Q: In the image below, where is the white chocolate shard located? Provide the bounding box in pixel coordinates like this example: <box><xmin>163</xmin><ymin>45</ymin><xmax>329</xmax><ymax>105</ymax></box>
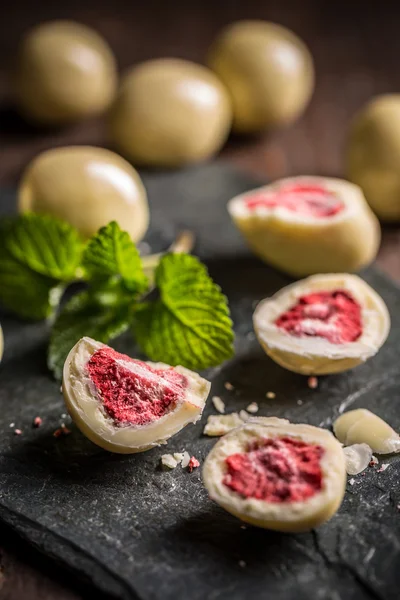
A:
<box><xmin>334</xmin><ymin>409</ymin><xmax>400</xmax><ymax>454</ymax></box>
<box><xmin>343</xmin><ymin>443</ymin><xmax>372</xmax><ymax>475</ymax></box>
<box><xmin>203</xmin><ymin>413</ymin><xmax>244</xmax><ymax>437</ymax></box>
<box><xmin>253</xmin><ymin>274</ymin><xmax>390</xmax><ymax>375</ymax></box>
<box><xmin>228</xmin><ymin>176</ymin><xmax>380</xmax><ymax>277</ymax></box>
<box><xmin>62</xmin><ymin>337</ymin><xmax>211</xmax><ymax>454</ymax></box>
<box><xmin>181</xmin><ymin>451</ymin><xmax>191</xmax><ymax>468</ymax></box>
<box><xmin>161</xmin><ymin>454</ymin><xmax>179</xmax><ymax>469</ymax></box>
<box><xmin>203</xmin><ymin>419</ymin><xmax>346</xmax><ymax>533</ymax></box>
<box><xmin>212</xmin><ymin>396</ymin><xmax>225</xmax><ymax>414</ymax></box>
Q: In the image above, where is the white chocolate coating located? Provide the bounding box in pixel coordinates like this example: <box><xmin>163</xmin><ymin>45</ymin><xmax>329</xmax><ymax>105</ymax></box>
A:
<box><xmin>253</xmin><ymin>274</ymin><xmax>390</xmax><ymax>375</ymax></box>
<box><xmin>63</xmin><ymin>337</ymin><xmax>211</xmax><ymax>453</ymax></box>
<box><xmin>203</xmin><ymin>420</ymin><xmax>346</xmax><ymax>532</ymax></box>
<box><xmin>228</xmin><ymin>176</ymin><xmax>380</xmax><ymax>277</ymax></box>
<box><xmin>334</xmin><ymin>409</ymin><xmax>400</xmax><ymax>454</ymax></box>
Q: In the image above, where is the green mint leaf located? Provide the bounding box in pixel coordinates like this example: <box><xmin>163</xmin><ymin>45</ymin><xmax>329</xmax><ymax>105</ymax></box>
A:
<box><xmin>133</xmin><ymin>253</ymin><xmax>234</xmax><ymax>371</ymax></box>
<box><xmin>82</xmin><ymin>221</ymin><xmax>149</xmax><ymax>294</ymax></box>
<box><xmin>5</xmin><ymin>213</ymin><xmax>83</xmax><ymax>281</ymax></box>
<box><xmin>48</xmin><ymin>291</ymin><xmax>131</xmax><ymax>379</ymax></box>
<box><xmin>0</xmin><ymin>245</ymin><xmax>63</xmax><ymax>320</ymax></box>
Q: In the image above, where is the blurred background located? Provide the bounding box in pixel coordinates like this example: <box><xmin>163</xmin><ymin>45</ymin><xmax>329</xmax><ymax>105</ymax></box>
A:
<box><xmin>0</xmin><ymin>0</ymin><xmax>400</xmax><ymax>597</ymax></box>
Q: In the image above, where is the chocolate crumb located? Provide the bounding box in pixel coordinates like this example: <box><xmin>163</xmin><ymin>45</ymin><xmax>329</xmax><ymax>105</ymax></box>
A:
<box><xmin>33</xmin><ymin>416</ymin><xmax>42</xmax><ymax>428</ymax></box>
<box><xmin>308</xmin><ymin>376</ymin><xmax>318</xmax><ymax>389</ymax></box>
<box><xmin>14</xmin><ymin>429</ymin><xmax>22</xmax><ymax>436</ymax></box>
<box><xmin>224</xmin><ymin>382</ymin><xmax>234</xmax><ymax>391</ymax></box>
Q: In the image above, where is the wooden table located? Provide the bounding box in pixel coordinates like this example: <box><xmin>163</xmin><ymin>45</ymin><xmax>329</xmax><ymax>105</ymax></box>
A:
<box><xmin>1</xmin><ymin>0</ymin><xmax>399</xmax><ymax>597</ymax></box>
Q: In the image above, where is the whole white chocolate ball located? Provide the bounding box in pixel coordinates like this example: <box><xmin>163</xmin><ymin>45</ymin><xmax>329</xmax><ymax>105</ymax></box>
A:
<box><xmin>18</xmin><ymin>146</ymin><xmax>149</xmax><ymax>243</ymax></box>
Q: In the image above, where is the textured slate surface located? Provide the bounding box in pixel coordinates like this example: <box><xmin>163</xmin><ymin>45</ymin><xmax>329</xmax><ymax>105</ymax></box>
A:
<box><xmin>0</xmin><ymin>163</ymin><xmax>400</xmax><ymax>600</ymax></box>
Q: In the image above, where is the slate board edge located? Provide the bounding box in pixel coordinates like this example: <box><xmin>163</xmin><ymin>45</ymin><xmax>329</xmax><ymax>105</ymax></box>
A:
<box><xmin>0</xmin><ymin>504</ymin><xmax>138</xmax><ymax>600</ymax></box>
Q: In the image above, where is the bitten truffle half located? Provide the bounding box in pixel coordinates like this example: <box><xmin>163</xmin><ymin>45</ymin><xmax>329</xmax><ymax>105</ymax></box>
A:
<box><xmin>253</xmin><ymin>274</ymin><xmax>390</xmax><ymax>375</ymax></box>
<box><xmin>203</xmin><ymin>418</ymin><xmax>346</xmax><ymax>532</ymax></box>
<box><xmin>228</xmin><ymin>176</ymin><xmax>380</xmax><ymax>277</ymax></box>
<box><xmin>62</xmin><ymin>337</ymin><xmax>211</xmax><ymax>453</ymax></box>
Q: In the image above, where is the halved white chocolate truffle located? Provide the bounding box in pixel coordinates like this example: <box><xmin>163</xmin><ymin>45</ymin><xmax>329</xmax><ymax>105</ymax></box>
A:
<box><xmin>253</xmin><ymin>274</ymin><xmax>390</xmax><ymax>375</ymax></box>
<box><xmin>228</xmin><ymin>176</ymin><xmax>380</xmax><ymax>277</ymax></box>
<box><xmin>62</xmin><ymin>337</ymin><xmax>211</xmax><ymax>453</ymax></box>
<box><xmin>334</xmin><ymin>409</ymin><xmax>400</xmax><ymax>454</ymax></box>
<box><xmin>203</xmin><ymin>420</ymin><xmax>346</xmax><ymax>532</ymax></box>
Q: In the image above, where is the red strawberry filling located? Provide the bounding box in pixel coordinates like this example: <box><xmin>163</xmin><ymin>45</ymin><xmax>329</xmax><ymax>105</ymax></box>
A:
<box><xmin>275</xmin><ymin>290</ymin><xmax>362</xmax><ymax>344</ymax></box>
<box><xmin>223</xmin><ymin>437</ymin><xmax>324</xmax><ymax>503</ymax></box>
<box><xmin>87</xmin><ymin>347</ymin><xmax>188</xmax><ymax>426</ymax></box>
<box><xmin>245</xmin><ymin>183</ymin><xmax>344</xmax><ymax>218</ymax></box>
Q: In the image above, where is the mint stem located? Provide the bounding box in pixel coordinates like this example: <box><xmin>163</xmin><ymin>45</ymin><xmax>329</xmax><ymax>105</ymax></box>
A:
<box><xmin>141</xmin><ymin>230</ymin><xmax>195</xmax><ymax>279</ymax></box>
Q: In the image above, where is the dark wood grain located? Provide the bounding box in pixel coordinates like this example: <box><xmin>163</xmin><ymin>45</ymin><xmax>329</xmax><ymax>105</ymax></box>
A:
<box><xmin>0</xmin><ymin>1</ymin><xmax>399</xmax><ymax>598</ymax></box>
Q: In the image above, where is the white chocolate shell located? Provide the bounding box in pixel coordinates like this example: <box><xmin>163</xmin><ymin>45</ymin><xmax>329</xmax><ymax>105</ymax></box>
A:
<box><xmin>334</xmin><ymin>409</ymin><xmax>400</xmax><ymax>454</ymax></box>
<box><xmin>228</xmin><ymin>176</ymin><xmax>380</xmax><ymax>277</ymax></box>
<box><xmin>203</xmin><ymin>420</ymin><xmax>346</xmax><ymax>532</ymax></box>
<box><xmin>62</xmin><ymin>337</ymin><xmax>211</xmax><ymax>453</ymax></box>
<box><xmin>253</xmin><ymin>274</ymin><xmax>390</xmax><ymax>375</ymax></box>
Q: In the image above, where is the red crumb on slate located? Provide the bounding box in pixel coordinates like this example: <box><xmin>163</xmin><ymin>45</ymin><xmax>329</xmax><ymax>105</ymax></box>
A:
<box><xmin>308</xmin><ymin>376</ymin><xmax>318</xmax><ymax>389</ymax></box>
<box><xmin>276</xmin><ymin>291</ymin><xmax>362</xmax><ymax>345</ymax></box>
<box><xmin>53</xmin><ymin>424</ymin><xmax>71</xmax><ymax>438</ymax></box>
<box><xmin>246</xmin><ymin>182</ymin><xmax>344</xmax><ymax>218</ymax></box>
<box><xmin>33</xmin><ymin>416</ymin><xmax>42</xmax><ymax>428</ymax></box>
<box><xmin>14</xmin><ymin>429</ymin><xmax>22</xmax><ymax>436</ymax></box>
<box><xmin>188</xmin><ymin>457</ymin><xmax>200</xmax><ymax>472</ymax></box>
<box><xmin>87</xmin><ymin>347</ymin><xmax>188</xmax><ymax>427</ymax></box>
<box><xmin>224</xmin><ymin>437</ymin><xmax>324</xmax><ymax>503</ymax></box>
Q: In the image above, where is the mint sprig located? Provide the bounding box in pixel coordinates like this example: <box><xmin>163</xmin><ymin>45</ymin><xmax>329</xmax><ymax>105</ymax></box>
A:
<box><xmin>5</xmin><ymin>213</ymin><xmax>83</xmax><ymax>281</ymax></box>
<box><xmin>0</xmin><ymin>218</ymin><xmax>67</xmax><ymax>320</ymax></box>
<box><xmin>82</xmin><ymin>221</ymin><xmax>149</xmax><ymax>294</ymax></box>
<box><xmin>134</xmin><ymin>254</ymin><xmax>234</xmax><ymax>370</ymax></box>
<box><xmin>0</xmin><ymin>214</ymin><xmax>234</xmax><ymax>377</ymax></box>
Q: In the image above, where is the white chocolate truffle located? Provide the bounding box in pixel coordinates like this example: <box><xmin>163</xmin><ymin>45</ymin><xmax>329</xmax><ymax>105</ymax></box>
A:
<box><xmin>228</xmin><ymin>176</ymin><xmax>380</xmax><ymax>277</ymax></box>
<box><xmin>109</xmin><ymin>59</ymin><xmax>232</xmax><ymax>168</ymax></box>
<box><xmin>253</xmin><ymin>274</ymin><xmax>390</xmax><ymax>375</ymax></box>
<box><xmin>207</xmin><ymin>21</ymin><xmax>314</xmax><ymax>133</ymax></box>
<box><xmin>334</xmin><ymin>409</ymin><xmax>400</xmax><ymax>454</ymax></box>
<box><xmin>203</xmin><ymin>420</ymin><xmax>346</xmax><ymax>532</ymax></box>
<box><xmin>346</xmin><ymin>95</ymin><xmax>400</xmax><ymax>221</ymax></box>
<box><xmin>62</xmin><ymin>337</ymin><xmax>210</xmax><ymax>453</ymax></box>
<box><xmin>14</xmin><ymin>21</ymin><xmax>117</xmax><ymax>125</ymax></box>
<box><xmin>18</xmin><ymin>146</ymin><xmax>149</xmax><ymax>243</ymax></box>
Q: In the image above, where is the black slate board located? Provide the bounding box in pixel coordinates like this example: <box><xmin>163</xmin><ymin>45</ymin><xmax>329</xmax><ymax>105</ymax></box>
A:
<box><xmin>1</xmin><ymin>163</ymin><xmax>400</xmax><ymax>600</ymax></box>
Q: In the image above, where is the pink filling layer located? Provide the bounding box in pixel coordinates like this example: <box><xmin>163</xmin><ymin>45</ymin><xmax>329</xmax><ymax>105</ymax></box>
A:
<box><xmin>275</xmin><ymin>290</ymin><xmax>362</xmax><ymax>344</ymax></box>
<box><xmin>87</xmin><ymin>347</ymin><xmax>188</xmax><ymax>426</ymax></box>
<box><xmin>245</xmin><ymin>183</ymin><xmax>344</xmax><ymax>218</ymax></box>
<box><xmin>224</xmin><ymin>437</ymin><xmax>324</xmax><ymax>503</ymax></box>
